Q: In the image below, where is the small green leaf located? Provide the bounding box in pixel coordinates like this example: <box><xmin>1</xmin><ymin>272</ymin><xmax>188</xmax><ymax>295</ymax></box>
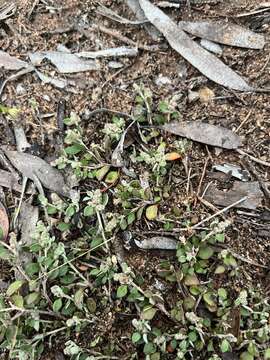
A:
<box><xmin>105</xmin><ymin>171</ymin><xmax>119</xmax><ymax>184</ymax></box>
<box><xmin>220</xmin><ymin>339</ymin><xmax>231</xmax><ymax>353</ymax></box>
<box><xmin>117</xmin><ymin>285</ymin><xmax>128</xmax><ymax>298</ymax></box>
<box><xmin>96</xmin><ymin>165</ymin><xmax>110</xmax><ymax>181</ymax></box>
<box><xmin>53</xmin><ymin>298</ymin><xmax>62</xmax><ymax>312</ymax></box>
<box><xmin>264</xmin><ymin>349</ymin><xmax>270</xmax><ymax>359</ymax></box>
<box><xmin>65</xmin><ymin>144</ymin><xmax>84</xmax><ymax>155</ymax></box>
<box><xmin>215</xmin><ymin>265</ymin><xmax>226</xmax><ymax>274</ymax></box>
<box><xmin>184</xmin><ymin>274</ymin><xmax>199</xmax><ymax>286</ymax></box>
<box><xmin>183</xmin><ymin>296</ymin><xmax>196</xmax><ymax>310</ymax></box>
<box><xmin>240</xmin><ymin>352</ymin><xmax>254</xmax><ymax>360</ymax></box>
<box><xmin>215</xmin><ymin>233</ymin><xmax>225</xmax><ymax>242</ymax></box>
<box><xmin>0</xmin><ymin>245</ymin><xmax>12</xmax><ymax>260</ymax></box>
<box><xmin>86</xmin><ymin>298</ymin><xmax>96</xmax><ymax>313</ymax></box>
<box><xmin>25</xmin><ymin>292</ymin><xmax>39</xmax><ymax>305</ymax></box>
<box><xmin>84</xmin><ymin>206</ymin><xmax>94</xmax><ymax>217</ymax></box>
<box><xmin>57</xmin><ymin>222</ymin><xmax>71</xmax><ymax>232</ymax></box>
<box><xmin>145</xmin><ymin>205</ymin><xmax>158</xmax><ymax>220</ymax></box>
<box><xmin>11</xmin><ymin>295</ymin><xmax>24</xmax><ymax>308</ymax></box>
<box><xmin>143</xmin><ymin>342</ymin><xmax>156</xmax><ymax>355</ymax></box>
<box><xmin>74</xmin><ymin>288</ymin><xmax>84</xmax><ymax>309</ymax></box>
<box><xmin>25</xmin><ymin>262</ymin><xmax>40</xmax><ymax>276</ymax></box>
<box><xmin>188</xmin><ymin>331</ymin><xmax>198</xmax><ymax>343</ymax></box>
<box><xmin>142</xmin><ymin>306</ymin><xmax>157</xmax><ymax>320</ymax></box>
<box><xmin>131</xmin><ymin>332</ymin><xmax>141</xmax><ymax>343</ymax></box>
<box><xmin>218</xmin><ymin>288</ymin><xmax>227</xmax><ymax>300</ymax></box>
<box><xmin>6</xmin><ymin>280</ymin><xmax>24</xmax><ymax>296</ymax></box>
<box><xmin>127</xmin><ymin>212</ymin><xmax>136</xmax><ymax>225</ymax></box>
<box><xmin>198</xmin><ymin>246</ymin><xmax>214</xmax><ymax>260</ymax></box>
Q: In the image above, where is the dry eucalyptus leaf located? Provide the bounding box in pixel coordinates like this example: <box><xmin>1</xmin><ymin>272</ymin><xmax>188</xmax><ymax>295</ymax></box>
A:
<box><xmin>139</xmin><ymin>0</ymin><xmax>253</xmax><ymax>91</ymax></box>
<box><xmin>213</xmin><ymin>163</ymin><xmax>251</xmax><ymax>182</ymax></box>
<box><xmin>0</xmin><ymin>51</ymin><xmax>29</xmax><ymax>71</ymax></box>
<box><xmin>29</xmin><ymin>51</ymin><xmax>99</xmax><ymax>73</ymax></box>
<box><xmin>204</xmin><ymin>181</ymin><xmax>264</xmax><ymax>210</ymax></box>
<box><xmin>3</xmin><ymin>150</ymin><xmax>71</xmax><ymax>197</ymax></box>
<box><xmin>179</xmin><ymin>20</ymin><xmax>265</xmax><ymax>50</ymax></box>
<box><xmin>134</xmin><ymin>236</ymin><xmax>178</xmax><ymax>250</ymax></box>
<box><xmin>161</xmin><ymin>121</ymin><xmax>242</xmax><ymax>149</ymax></box>
<box><xmin>0</xmin><ymin>201</ymin><xmax>9</xmax><ymax>241</ymax></box>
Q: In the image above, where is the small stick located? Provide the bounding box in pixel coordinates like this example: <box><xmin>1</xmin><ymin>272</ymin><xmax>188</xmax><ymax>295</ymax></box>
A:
<box><xmin>86</xmin><ymin>108</ymin><xmax>133</xmax><ymax>119</ymax></box>
<box><xmin>91</xmin><ymin>24</ymin><xmax>161</xmax><ymax>52</ymax></box>
<box><xmin>191</xmin><ymin>197</ymin><xmax>247</xmax><ymax>230</ymax></box>
<box><xmin>237</xmin><ymin>149</ymin><xmax>270</xmax><ymax>168</ymax></box>
<box><xmin>196</xmin><ymin>156</ymin><xmax>209</xmax><ymax>201</ymax></box>
<box><xmin>235</xmin><ymin>108</ymin><xmax>253</xmax><ymax>133</ymax></box>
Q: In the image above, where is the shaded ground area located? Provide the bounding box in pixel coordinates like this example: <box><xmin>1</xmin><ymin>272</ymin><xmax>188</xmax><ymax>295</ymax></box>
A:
<box><xmin>0</xmin><ymin>0</ymin><xmax>269</xmax><ymax>359</ymax></box>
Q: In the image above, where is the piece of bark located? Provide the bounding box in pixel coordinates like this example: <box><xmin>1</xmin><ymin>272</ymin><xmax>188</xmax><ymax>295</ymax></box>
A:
<box><xmin>204</xmin><ymin>181</ymin><xmax>264</xmax><ymax>210</ymax></box>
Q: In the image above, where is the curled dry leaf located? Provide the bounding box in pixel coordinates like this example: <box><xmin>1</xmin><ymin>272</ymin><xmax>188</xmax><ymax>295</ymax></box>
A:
<box><xmin>134</xmin><ymin>236</ymin><xmax>178</xmax><ymax>250</ymax></box>
<box><xmin>139</xmin><ymin>0</ymin><xmax>253</xmax><ymax>91</ymax></box>
<box><xmin>161</xmin><ymin>121</ymin><xmax>242</xmax><ymax>149</ymax></box>
<box><xmin>179</xmin><ymin>20</ymin><xmax>265</xmax><ymax>50</ymax></box>
<box><xmin>0</xmin><ymin>201</ymin><xmax>9</xmax><ymax>241</ymax></box>
<box><xmin>3</xmin><ymin>150</ymin><xmax>72</xmax><ymax>197</ymax></box>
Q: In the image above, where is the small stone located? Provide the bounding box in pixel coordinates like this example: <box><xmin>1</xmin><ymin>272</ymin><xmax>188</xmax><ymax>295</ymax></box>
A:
<box><xmin>155</xmin><ymin>74</ymin><xmax>171</xmax><ymax>86</ymax></box>
<box><xmin>16</xmin><ymin>84</ymin><xmax>26</xmax><ymax>95</ymax></box>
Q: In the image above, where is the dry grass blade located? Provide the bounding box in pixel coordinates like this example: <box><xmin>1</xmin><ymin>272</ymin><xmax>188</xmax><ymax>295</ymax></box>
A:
<box><xmin>139</xmin><ymin>0</ymin><xmax>254</xmax><ymax>91</ymax></box>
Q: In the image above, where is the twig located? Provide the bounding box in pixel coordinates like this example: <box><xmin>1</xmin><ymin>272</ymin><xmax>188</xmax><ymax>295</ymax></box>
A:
<box><xmin>191</xmin><ymin>197</ymin><xmax>247</xmax><ymax>230</ymax></box>
<box><xmin>237</xmin><ymin>149</ymin><xmax>270</xmax><ymax>168</ymax></box>
<box><xmin>196</xmin><ymin>156</ymin><xmax>210</xmax><ymax>201</ymax></box>
<box><xmin>235</xmin><ymin>108</ymin><xmax>253</xmax><ymax>133</ymax></box>
<box><xmin>85</xmin><ymin>108</ymin><xmax>133</xmax><ymax>119</ymax></box>
<box><xmin>91</xmin><ymin>24</ymin><xmax>161</xmax><ymax>52</ymax></box>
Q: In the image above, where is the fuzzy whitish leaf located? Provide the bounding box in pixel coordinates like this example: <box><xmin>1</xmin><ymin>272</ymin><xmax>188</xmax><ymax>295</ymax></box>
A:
<box><xmin>6</xmin><ymin>280</ymin><xmax>24</xmax><ymax>296</ymax></box>
<box><xmin>117</xmin><ymin>285</ymin><xmax>128</xmax><ymax>298</ymax></box>
<box><xmin>53</xmin><ymin>298</ymin><xmax>63</xmax><ymax>312</ymax></box>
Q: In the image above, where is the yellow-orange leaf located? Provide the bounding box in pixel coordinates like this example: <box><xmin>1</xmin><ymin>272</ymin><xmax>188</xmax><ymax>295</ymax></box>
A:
<box><xmin>165</xmin><ymin>152</ymin><xmax>182</xmax><ymax>161</ymax></box>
